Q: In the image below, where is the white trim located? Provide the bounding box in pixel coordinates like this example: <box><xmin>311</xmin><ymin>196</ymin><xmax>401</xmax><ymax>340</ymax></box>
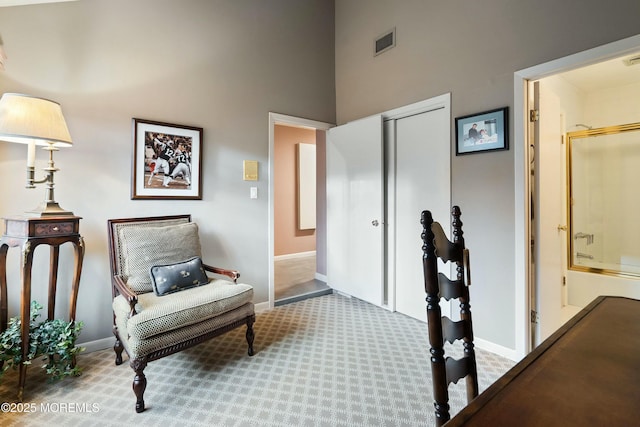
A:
<box><xmin>379</xmin><ymin>93</ymin><xmax>451</xmax><ymax>314</ymax></box>
<box><xmin>513</xmin><ymin>74</ymin><xmax>531</xmax><ymax>360</ymax></box>
<box><xmin>268</xmin><ymin>113</ymin><xmax>334</xmax><ymax>311</ymax></box>
<box><xmin>475</xmin><ymin>337</ymin><xmax>518</xmax><ymax>362</ymax></box>
<box><xmin>381</xmin><ymin>93</ymin><xmax>450</xmax><ymax>121</ymax></box>
<box><xmin>513</xmin><ymin>34</ymin><xmax>640</xmax><ymax>360</ymax></box>
<box><xmin>334</xmin><ymin>290</ymin><xmax>353</xmax><ymax>298</ymax></box>
<box><xmin>254</xmin><ymin>300</ymin><xmax>270</xmax><ymax>313</ymax></box>
<box><xmin>384</xmin><ymin>119</ymin><xmax>397</xmax><ymax>310</ymax></box>
<box><xmin>77</xmin><ymin>337</ymin><xmax>113</xmax><ymax>354</ymax></box>
<box><xmin>270</xmin><ymin>113</ymin><xmax>334</xmax><ymax>131</ymax></box>
<box><xmin>274</xmin><ymin>251</ymin><xmax>316</xmax><ymax>261</ymax></box>
<box><xmin>315</xmin><ymin>272</ymin><xmax>327</xmax><ymax>282</ymax></box>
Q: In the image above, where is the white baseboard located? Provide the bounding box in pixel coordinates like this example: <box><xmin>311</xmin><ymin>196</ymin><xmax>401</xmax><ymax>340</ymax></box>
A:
<box><xmin>77</xmin><ymin>337</ymin><xmax>114</xmax><ymax>354</ymax></box>
<box><xmin>315</xmin><ymin>273</ymin><xmax>327</xmax><ymax>282</ymax></box>
<box><xmin>254</xmin><ymin>301</ymin><xmax>270</xmax><ymax>313</ymax></box>
<box><xmin>474</xmin><ymin>336</ymin><xmax>519</xmax><ymax>362</ymax></box>
<box><xmin>333</xmin><ymin>290</ymin><xmax>352</xmax><ymax>299</ymax></box>
<box><xmin>274</xmin><ymin>251</ymin><xmax>316</xmax><ymax>261</ymax></box>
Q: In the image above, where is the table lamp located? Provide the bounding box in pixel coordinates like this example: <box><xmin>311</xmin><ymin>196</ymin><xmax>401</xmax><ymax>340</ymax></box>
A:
<box><xmin>0</xmin><ymin>93</ymin><xmax>74</xmax><ymax>216</ymax></box>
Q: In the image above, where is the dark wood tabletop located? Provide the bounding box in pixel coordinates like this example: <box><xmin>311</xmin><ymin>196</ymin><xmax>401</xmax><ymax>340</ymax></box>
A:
<box><xmin>446</xmin><ymin>296</ymin><xmax>640</xmax><ymax>426</ymax></box>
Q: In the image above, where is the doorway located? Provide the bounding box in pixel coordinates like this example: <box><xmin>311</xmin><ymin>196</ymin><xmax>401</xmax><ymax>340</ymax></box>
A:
<box><xmin>514</xmin><ymin>34</ymin><xmax>640</xmax><ymax>356</ymax></box>
<box><xmin>268</xmin><ymin>113</ymin><xmax>333</xmax><ymax>309</ymax></box>
<box><xmin>533</xmin><ymin>60</ymin><xmax>640</xmax><ymax>345</ymax></box>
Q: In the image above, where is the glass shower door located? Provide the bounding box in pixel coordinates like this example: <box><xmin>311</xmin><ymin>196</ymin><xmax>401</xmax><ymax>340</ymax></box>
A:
<box><xmin>568</xmin><ymin>122</ymin><xmax>640</xmax><ymax>277</ymax></box>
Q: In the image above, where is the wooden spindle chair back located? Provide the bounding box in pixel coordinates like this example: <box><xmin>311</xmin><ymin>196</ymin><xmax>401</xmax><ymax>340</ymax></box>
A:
<box><xmin>421</xmin><ymin>206</ymin><xmax>478</xmax><ymax>426</ymax></box>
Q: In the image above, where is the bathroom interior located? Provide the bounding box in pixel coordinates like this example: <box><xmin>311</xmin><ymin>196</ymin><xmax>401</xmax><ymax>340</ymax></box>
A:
<box><xmin>536</xmin><ymin>52</ymin><xmax>640</xmax><ymax>336</ymax></box>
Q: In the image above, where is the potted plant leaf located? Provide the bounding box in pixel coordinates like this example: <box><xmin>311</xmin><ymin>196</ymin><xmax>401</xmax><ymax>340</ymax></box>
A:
<box><xmin>0</xmin><ymin>301</ymin><xmax>84</xmax><ymax>383</ymax></box>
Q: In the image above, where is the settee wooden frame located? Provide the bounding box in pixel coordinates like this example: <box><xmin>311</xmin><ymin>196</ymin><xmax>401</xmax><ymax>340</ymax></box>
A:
<box><xmin>107</xmin><ymin>214</ymin><xmax>255</xmax><ymax>413</ymax></box>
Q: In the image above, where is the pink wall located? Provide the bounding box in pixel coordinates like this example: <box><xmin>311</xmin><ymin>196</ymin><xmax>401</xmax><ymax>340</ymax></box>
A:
<box><xmin>274</xmin><ymin>125</ymin><xmax>316</xmax><ymax>256</ymax></box>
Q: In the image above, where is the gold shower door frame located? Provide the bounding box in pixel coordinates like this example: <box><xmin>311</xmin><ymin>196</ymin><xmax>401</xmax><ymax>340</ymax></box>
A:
<box><xmin>567</xmin><ymin>122</ymin><xmax>640</xmax><ymax>278</ymax></box>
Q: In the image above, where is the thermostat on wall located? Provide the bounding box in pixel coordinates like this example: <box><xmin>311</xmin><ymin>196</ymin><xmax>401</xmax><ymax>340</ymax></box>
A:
<box><xmin>243</xmin><ymin>160</ymin><xmax>258</xmax><ymax>181</ymax></box>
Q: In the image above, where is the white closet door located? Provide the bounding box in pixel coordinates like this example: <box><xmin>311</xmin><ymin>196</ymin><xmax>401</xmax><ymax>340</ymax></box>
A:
<box><xmin>326</xmin><ymin>115</ymin><xmax>384</xmax><ymax>306</ymax></box>
<box><xmin>394</xmin><ymin>107</ymin><xmax>450</xmax><ymax>321</ymax></box>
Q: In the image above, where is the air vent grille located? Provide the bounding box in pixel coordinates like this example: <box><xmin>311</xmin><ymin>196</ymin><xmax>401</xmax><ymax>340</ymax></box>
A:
<box><xmin>623</xmin><ymin>55</ymin><xmax>640</xmax><ymax>66</ymax></box>
<box><xmin>374</xmin><ymin>28</ymin><xmax>395</xmax><ymax>56</ymax></box>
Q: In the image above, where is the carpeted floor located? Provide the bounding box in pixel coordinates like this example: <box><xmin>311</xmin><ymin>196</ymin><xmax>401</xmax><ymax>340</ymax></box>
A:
<box><xmin>0</xmin><ymin>294</ymin><xmax>514</xmax><ymax>426</ymax></box>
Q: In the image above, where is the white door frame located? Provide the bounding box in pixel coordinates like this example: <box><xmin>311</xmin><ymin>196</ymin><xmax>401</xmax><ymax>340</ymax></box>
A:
<box><xmin>381</xmin><ymin>93</ymin><xmax>451</xmax><ymax>314</ymax></box>
<box><xmin>513</xmin><ymin>34</ymin><xmax>640</xmax><ymax>359</ymax></box>
<box><xmin>268</xmin><ymin>113</ymin><xmax>333</xmax><ymax>309</ymax></box>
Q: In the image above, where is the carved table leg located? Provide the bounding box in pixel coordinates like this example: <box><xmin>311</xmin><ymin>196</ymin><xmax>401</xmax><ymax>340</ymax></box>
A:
<box><xmin>18</xmin><ymin>242</ymin><xmax>35</xmax><ymax>402</ymax></box>
<box><xmin>68</xmin><ymin>237</ymin><xmax>84</xmax><ymax>323</ymax></box>
<box><xmin>0</xmin><ymin>244</ymin><xmax>8</xmax><ymax>332</ymax></box>
<box><xmin>47</xmin><ymin>245</ymin><xmax>60</xmax><ymax>321</ymax></box>
<box><xmin>0</xmin><ymin>243</ymin><xmax>6</xmax><ymax>374</ymax></box>
<box><xmin>131</xmin><ymin>358</ymin><xmax>147</xmax><ymax>413</ymax></box>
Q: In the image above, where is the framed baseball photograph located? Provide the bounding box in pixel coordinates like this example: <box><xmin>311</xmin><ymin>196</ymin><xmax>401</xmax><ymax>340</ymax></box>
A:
<box><xmin>455</xmin><ymin>107</ymin><xmax>508</xmax><ymax>155</ymax></box>
<box><xmin>131</xmin><ymin>118</ymin><xmax>203</xmax><ymax>200</ymax></box>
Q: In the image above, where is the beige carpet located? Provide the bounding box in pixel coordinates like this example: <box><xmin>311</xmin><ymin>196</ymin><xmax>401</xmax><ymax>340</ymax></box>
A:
<box><xmin>0</xmin><ymin>294</ymin><xmax>514</xmax><ymax>426</ymax></box>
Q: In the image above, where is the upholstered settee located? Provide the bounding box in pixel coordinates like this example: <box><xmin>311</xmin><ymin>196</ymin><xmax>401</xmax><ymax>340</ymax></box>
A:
<box><xmin>107</xmin><ymin>215</ymin><xmax>255</xmax><ymax>413</ymax></box>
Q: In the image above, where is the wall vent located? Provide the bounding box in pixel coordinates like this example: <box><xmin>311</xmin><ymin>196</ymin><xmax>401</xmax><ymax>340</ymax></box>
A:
<box><xmin>374</xmin><ymin>28</ymin><xmax>395</xmax><ymax>56</ymax></box>
<box><xmin>623</xmin><ymin>55</ymin><xmax>640</xmax><ymax>66</ymax></box>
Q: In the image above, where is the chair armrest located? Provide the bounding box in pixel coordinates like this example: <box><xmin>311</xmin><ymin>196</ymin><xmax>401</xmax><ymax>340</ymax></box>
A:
<box><xmin>203</xmin><ymin>263</ymin><xmax>240</xmax><ymax>283</ymax></box>
<box><xmin>113</xmin><ymin>275</ymin><xmax>139</xmax><ymax>318</ymax></box>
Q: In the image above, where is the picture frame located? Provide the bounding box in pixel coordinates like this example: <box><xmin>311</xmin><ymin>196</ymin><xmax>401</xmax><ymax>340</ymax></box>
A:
<box><xmin>455</xmin><ymin>107</ymin><xmax>508</xmax><ymax>155</ymax></box>
<box><xmin>132</xmin><ymin>118</ymin><xmax>203</xmax><ymax>200</ymax></box>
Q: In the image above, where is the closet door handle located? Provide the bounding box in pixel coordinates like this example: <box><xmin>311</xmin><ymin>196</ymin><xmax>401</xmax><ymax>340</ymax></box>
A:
<box><xmin>371</xmin><ymin>220</ymin><xmax>379</xmax><ymax>227</ymax></box>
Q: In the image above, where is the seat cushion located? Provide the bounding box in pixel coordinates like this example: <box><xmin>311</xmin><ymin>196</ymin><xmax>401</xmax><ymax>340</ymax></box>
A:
<box><xmin>113</xmin><ymin>279</ymin><xmax>253</xmax><ymax>341</ymax></box>
<box><xmin>118</xmin><ymin>222</ymin><xmax>202</xmax><ymax>293</ymax></box>
<box><xmin>150</xmin><ymin>256</ymin><xmax>209</xmax><ymax>296</ymax></box>
<box><xmin>114</xmin><ymin>301</ymin><xmax>254</xmax><ymax>360</ymax></box>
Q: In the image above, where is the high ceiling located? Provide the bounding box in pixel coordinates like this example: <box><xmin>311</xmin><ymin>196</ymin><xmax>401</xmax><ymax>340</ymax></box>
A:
<box><xmin>0</xmin><ymin>1</ymin><xmax>638</xmax><ymax>92</ymax></box>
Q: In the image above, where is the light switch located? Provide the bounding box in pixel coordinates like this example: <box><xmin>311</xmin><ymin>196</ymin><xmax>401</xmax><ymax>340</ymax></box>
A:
<box><xmin>250</xmin><ymin>187</ymin><xmax>258</xmax><ymax>199</ymax></box>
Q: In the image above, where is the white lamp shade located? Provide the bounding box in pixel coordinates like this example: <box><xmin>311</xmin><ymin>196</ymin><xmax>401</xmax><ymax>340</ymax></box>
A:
<box><xmin>0</xmin><ymin>93</ymin><xmax>72</xmax><ymax>147</ymax></box>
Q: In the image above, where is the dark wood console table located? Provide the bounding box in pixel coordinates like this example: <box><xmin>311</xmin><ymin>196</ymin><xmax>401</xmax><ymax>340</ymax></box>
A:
<box><xmin>446</xmin><ymin>296</ymin><xmax>640</xmax><ymax>426</ymax></box>
<box><xmin>0</xmin><ymin>215</ymin><xmax>84</xmax><ymax>400</ymax></box>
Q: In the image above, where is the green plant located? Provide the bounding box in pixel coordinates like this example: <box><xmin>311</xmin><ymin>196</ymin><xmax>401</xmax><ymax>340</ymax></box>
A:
<box><xmin>0</xmin><ymin>301</ymin><xmax>84</xmax><ymax>382</ymax></box>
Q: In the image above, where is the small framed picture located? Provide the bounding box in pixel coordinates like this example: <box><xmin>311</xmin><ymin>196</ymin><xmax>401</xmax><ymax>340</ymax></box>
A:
<box><xmin>455</xmin><ymin>107</ymin><xmax>508</xmax><ymax>155</ymax></box>
<box><xmin>132</xmin><ymin>118</ymin><xmax>203</xmax><ymax>199</ymax></box>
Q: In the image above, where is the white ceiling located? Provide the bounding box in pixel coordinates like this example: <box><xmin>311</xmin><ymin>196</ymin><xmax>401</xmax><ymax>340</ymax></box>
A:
<box><xmin>559</xmin><ymin>52</ymin><xmax>640</xmax><ymax>91</ymax></box>
<box><xmin>0</xmin><ymin>0</ymin><xmax>77</xmax><ymax>6</ymax></box>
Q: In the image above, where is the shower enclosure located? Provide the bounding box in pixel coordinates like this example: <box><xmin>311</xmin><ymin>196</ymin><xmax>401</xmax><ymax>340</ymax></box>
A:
<box><xmin>567</xmin><ymin>122</ymin><xmax>640</xmax><ymax>277</ymax></box>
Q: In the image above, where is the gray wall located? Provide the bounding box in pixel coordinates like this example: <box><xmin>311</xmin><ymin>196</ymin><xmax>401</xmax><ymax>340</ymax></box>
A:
<box><xmin>2</xmin><ymin>0</ymin><xmax>639</xmax><ymax>353</ymax></box>
<box><xmin>0</xmin><ymin>0</ymin><xmax>335</xmax><ymax>343</ymax></box>
<box><xmin>335</xmin><ymin>0</ymin><xmax>640</xmax><ymax>349</ymax></box>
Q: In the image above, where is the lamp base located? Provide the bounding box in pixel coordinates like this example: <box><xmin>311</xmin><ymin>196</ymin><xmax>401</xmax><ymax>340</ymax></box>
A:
<box><xmin>26</xmin><ymin>200</ymin><xmax>74</xmax><ymax>217</ymax></box>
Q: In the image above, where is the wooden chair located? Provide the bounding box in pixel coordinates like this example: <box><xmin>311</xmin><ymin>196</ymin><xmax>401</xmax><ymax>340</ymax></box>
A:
<box><xmin>421</xmin><ymin>206</ymin><xmax>478</xmax><ymax>426</ymax></box>
<box><xmin>107</xmin><ymin>215</ymin><xmax>255</xmax><ymax>413</ymax></box>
